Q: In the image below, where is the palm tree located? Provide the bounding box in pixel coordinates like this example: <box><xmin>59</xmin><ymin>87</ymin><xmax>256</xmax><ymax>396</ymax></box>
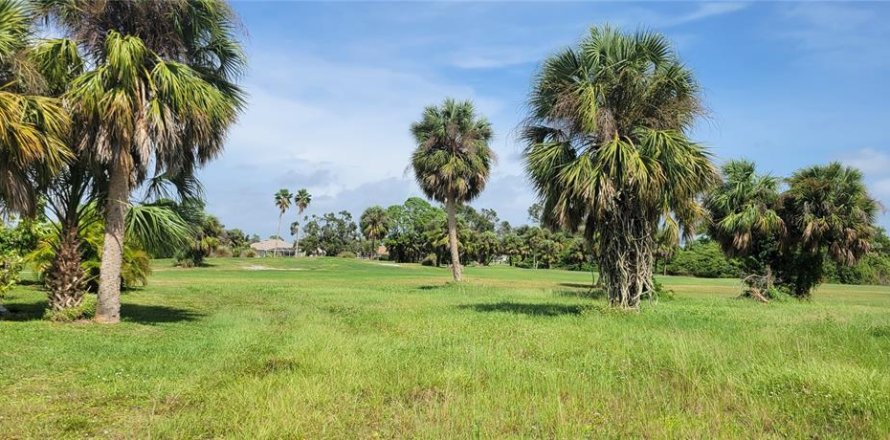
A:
<box><xmin>410</xmin><ymin>98</ymin><xmax>494</xmax><ymax>281</ymax></box>
<box><xmin>705</xmin><ymin>160</ymin><xmax>784</xmax><ymax>297</ymax></box>
<box><xmin>775</xmin><ymin>163</ymin><xmax>878</xmax><ymax>297</ymax></box>
<box><xmin>0</xmin><ymin>0</ymin><xmax>70</xmax><ymax>215</ymax></box>
<box><xmin>273</xmin><ymin>188</ymin><xmax>292</xmax><ymax>256</ymax></box>
<box><xmin>522</xmin><ymin>26</ymin><xmax>718</xmax><ymax>308</ymax></box>
<box><xmin>293</xmin><ymin>188</ymin><xmax>311</xmax><ymax>256</ymax></box>
<box><xmin>360</xmin><ymin>206</ymin><xmax>390</xmax><ymax>259</ymax></box>
<box><xmin>40</xmin><ymin>0</ymin><xmax>247</xmax><ymax>323</ymax></box>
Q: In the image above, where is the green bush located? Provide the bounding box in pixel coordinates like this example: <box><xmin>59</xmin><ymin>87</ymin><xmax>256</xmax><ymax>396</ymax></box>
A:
<box><xmin>44</xmin><ymin>295</ymin><xmax>96</xmax><ymax>322</ymax></box>
<box><xmin>420</xmin><ymin>253</ymin><xmax>436</xmax><ymax>266</ymax></box>
<box><xmin>213</xmin><ymin>246</ymin><xmax>233</xmax><ymax>258</ymax></box>
<box><xmin>824</xmin><ymin>253</ymin><xmax>890</xmax><ymax>286</ymax></box>
<box><xmin>666</xmin><ymin>239</ymin><xmax>740</xmax><ymax>278</ymax></box>
<box><xmin>0</xmin><ymin>252</ymin><xmax>23</xmax><ymax>300</ymax></box>
<box><xmin>336</xmin><ymin>251</ymin><xmax>356</xmax><ymax>259</ymax></box>
<box><xmin>239</xmin><ymin>248</ymin><xmax>257</xmax><ymax>258</ymax></box>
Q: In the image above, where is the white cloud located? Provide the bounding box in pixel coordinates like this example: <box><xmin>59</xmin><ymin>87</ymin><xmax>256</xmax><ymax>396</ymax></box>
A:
<box><xmin>842</xmin><ymin>148</ymin><xmax>890</xmax><ymax>175</ymax></box>
<box><xmin>198</xmin><ymin>49</ymin><xmax>518</xmax><ymax>235</ymax></box>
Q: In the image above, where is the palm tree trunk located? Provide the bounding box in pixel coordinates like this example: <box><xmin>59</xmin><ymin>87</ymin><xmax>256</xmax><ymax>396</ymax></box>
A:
<box><xmin>446</xmin><ymin>199</ymin><xmax>462</xmax><ymax>282</ymax></box>
<box><xmin>47</xmin><ymin>222</ymin><xmax>85</xmax><ymax>311</ymax></box>
<box><xmin>276</xmin><ymin>214</ymin><xmax>282</xmax><ymax>257</ymax></box>
<box><xmin>294</xmin><ymin>229</ymin><xmax>299</xmax><ymax>258</ymax></box>
<box><xmin>96</xmin><ymin>152</ymin><xmax>130</xmax><ymax>323</ymax></box>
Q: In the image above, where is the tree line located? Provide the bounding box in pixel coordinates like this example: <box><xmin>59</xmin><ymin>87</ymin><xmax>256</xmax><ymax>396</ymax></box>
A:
<box><xmin>0</xmin><ymin>1</ymin><xmax>883</xmax><ymax>322</ymax></box>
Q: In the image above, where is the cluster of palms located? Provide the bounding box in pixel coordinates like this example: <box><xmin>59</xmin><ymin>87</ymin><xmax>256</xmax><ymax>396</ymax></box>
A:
<box><xmin>0</xmin><ymin>0</ymin><xmax>244</xmax><ymax>322</ymax></box>
<box><xmin>409</xmin><ymin>27</ymin><xmax>878</xmax><ymax>307</ymax></box>
<box><xmin>272</xmin><ymin>188</ymin><xmax>310</xmax><ymax>256</ymax></box>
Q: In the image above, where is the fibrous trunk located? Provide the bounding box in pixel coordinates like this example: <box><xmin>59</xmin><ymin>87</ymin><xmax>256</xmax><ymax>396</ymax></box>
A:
<box><xmin>47</xmin><ymin>223</ymin><xmax>85</xmax><ymax>311</ymax></box>
<box><xmin>596</xmin><ymin>203</ymin><xmax>655</xmax><ymax>309</ymax></box>
<box><xmin>96</xmin><ymin>152</ymin><xmax>130</xmax><ymax>323</ymax></box>
<box><xmin>446</xmin><ymin>198</ymin><xmax>462</xmax><ymax>282</ymax></box>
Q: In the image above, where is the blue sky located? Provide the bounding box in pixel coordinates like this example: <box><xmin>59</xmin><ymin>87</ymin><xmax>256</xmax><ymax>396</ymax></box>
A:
<box><xmin>199</xmin><ymin>1</ymin><xmax>890</xmax><ymax>237</ymax></box>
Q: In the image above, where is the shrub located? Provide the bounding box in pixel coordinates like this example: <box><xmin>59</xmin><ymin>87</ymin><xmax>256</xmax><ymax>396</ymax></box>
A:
<box><xmin>239</xmin><ymin>248</ymin><xmax>257</xmax><ymax>258</ymax></box>
<box><xmin>0</xmin><ymin>252</ymin><xmax>23</xmax><ymax>299</ymax></box>
<box><xmin>336</xmin><ymin>251</ymin><xmax>356</xmax><ymax>259</ymax></box>
<box><xmin>213</xmin><ymin>246</ymin><xmax>233</xmax><ymax>258</ymax></box>
<box><xmin>666</xmin><ymin>239</ymin><xmax>740</xmax><ymax>278</ymax></box>
<box><xmin>0</xmin><ymin>252</ymin><xmax>23</xmax><ymax>314</ymax></box>
<box><xmin>44</xmin><ymin>295</ymin><xmax>96</xmax><ymax>322</ymax></box>
<box><xmin>121</xmin><ymin>248</ymin><xmax>151</xmax><ymax>289</ymax></box>
<box><xmin>420</xmin><ymin>253</ymin><xmax>436</xmax><ymax>266</ymax></box>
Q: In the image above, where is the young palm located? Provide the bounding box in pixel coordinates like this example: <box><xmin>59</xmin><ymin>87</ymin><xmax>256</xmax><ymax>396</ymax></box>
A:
<box><xmin>40</xmin><ymin>0</ymin><xmax>246</xmax><ymax>322</ymax></box>
<box><xmin>293</xmin><ymin>188</ymin><xmax>311</xmax><ymax>256</ymax></box>
<box><xmin>360</xmin><ymin>206</ymin><xmax>391</xmax><ymax>259</ymax></box>
<box><xmin>273</xmin><ymin>188</ymin><xmax>293</xmax><ymax>255</ymax></box>
<box><xmin>411</xmin><ymin>98</ymin><xmax>494</xmax><ymax>281</ymax></box>
<box><xmin>523</xmin><ymin>26</ymin><xmax>718</xmax><ymax>307</ymax></box>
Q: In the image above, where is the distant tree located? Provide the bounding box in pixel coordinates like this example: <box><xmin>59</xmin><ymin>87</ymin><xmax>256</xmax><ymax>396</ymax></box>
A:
<box><xmin>273</xmin><ymin>189</ymin><xmax>293</xmax><ymax>256</ymax></box>
<box><xmin>360</xmin><ymin>206</ymin><xmax>391</xmax><ymax>259</ymax></box>
<box><xmin>496</xmin><ymin>220</ymin><xmax>512</xmax><ymax>237</ymax></box>
<box><xmin>500</xmin><ymin>233</ymin><xmax>524</xmax><ymax>266</ymax></box>
<box><xmin>293</xmin><ymin>188</ymin><xmax>311</xmax><ymax>256</ymax></box>
<box><xmin>300</xmin><ymin>211</ymin><xmax>359</xmax><ymax>256</ymax></box>
<box><xmin>410</xmin><ymin>98</ymin><xmax>495</xmax><ymax>281</ymax></box>
<box><xmin>527</xmin><ymin>203</ymin><xmax>543</xmax><ymax>226</ymax></box>
<box><xmin>383</xmin><ymin>198</ymin><xmax>444</xmax><ymax>263</ymax></box>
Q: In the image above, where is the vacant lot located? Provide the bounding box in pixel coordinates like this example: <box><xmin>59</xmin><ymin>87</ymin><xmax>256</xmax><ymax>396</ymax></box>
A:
<box><xmin>1</xmin><ymin>258</ymin><xmax>889</xmax><ymax>438</ymax></box>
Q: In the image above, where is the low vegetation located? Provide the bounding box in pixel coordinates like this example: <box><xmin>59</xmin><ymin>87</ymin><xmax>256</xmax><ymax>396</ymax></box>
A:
<box><xmin>1</xmin><ymin>258</ymin><xmax>888</xmax><ymax>438</ymax></box>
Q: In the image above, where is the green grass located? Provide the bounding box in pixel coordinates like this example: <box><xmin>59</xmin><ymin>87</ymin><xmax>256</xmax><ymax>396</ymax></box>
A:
<box><xmin>2</xmin><ymin>257</ymin><xmax>889</xmax><ymax>438</ymax></box>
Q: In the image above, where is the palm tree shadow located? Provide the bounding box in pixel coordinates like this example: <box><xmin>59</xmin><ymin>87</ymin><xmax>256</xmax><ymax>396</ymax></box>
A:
<box><xmin>555</xmin><ymin>283</ymin><xmax>607</xmax><ymax>300</ymax></box>
<box><xmin>459</xmin><ymin>301</ymin><xmax>593</xmax><ymax>316</ymax></box>
<box><xmin>121</xmin><ymin>303</ymin><xmax>203</xmax><ymax>324</ymax></box>
<box><xmin>1</xmin><ymin>299</ymin><xmax>202</xmax><ymax>324</ymax></box>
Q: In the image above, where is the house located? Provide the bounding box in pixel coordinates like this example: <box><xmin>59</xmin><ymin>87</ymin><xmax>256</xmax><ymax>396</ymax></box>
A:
<box><xmin>250</xmin><ymin>239</ymin><xmax>295</xmax><ymax>257</ymax></box>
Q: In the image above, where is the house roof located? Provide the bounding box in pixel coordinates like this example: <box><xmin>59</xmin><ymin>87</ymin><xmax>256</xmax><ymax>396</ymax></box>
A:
<box><xmin>250</xmin><ymin>239</ymin><xmax>293</xmax><ymax>251</ymax></box>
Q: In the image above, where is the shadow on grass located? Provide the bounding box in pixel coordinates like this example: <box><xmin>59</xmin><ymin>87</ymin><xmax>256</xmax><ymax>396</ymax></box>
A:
<box><xmin>1</xmin><ymin>299</ymin><xmax>202</xmax><ymax>324</ymax></box>
<box><xmin>121</xmin><ymin>304</ymin><xmax>203</xmax><ymax>324</ymax></box>
<box><xmin>459</xmin><ymin>301</ymin><xmax>588</xmax><ymax>316</ymax></box>
<box><xmin>418</xmin><ymin>284</ymin><xmax>449</xmax><ymax>290</ymax></box>
<box><xmin>555</xmin><ymin>285</ymin><xmax>607</xmax><ymax>300</ymax></box>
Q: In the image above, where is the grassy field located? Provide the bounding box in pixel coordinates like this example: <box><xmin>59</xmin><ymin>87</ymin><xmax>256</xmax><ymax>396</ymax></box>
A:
<box><xmin>1</xmin><ymin>257</ymin><xmax>889</xmax><ymax>438</ymax></box>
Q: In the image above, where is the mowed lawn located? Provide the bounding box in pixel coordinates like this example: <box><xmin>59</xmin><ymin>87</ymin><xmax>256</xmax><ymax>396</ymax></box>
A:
<box><xmin>1</xmin><ymin>258</ymin><xmax>889</xmax><ymax>439</ymax></box>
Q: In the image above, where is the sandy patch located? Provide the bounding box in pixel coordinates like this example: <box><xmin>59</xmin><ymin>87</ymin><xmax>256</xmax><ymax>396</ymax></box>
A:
<box><xmin>243</xmin><ymin>265</ymin><xmax>305</xmax><ymax>271</ymax></box>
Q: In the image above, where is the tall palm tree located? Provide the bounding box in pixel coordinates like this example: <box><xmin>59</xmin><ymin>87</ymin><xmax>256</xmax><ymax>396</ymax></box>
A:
<box><xmin>40</xmin><ymin>0</ymin><xmax>246</xmax><ymax>323</ymax></box>
<box><xmin>775</xmin><ymin>163</ymin><xmax>878</xmax><ymax>297</ymax></box>
<box><xmin>0</xmin><ymin>0</ymin><xmax>70</xmax><ymax>215</ymax></box>
<box><xmin>273</xmin><ymin>188</ymin><xmax>292</xmax><ymax>256</ymax></box>
<box><xmin>522</xmin><ymin>26</ymin><xmax>718</xmax><ymax>308</ymax></box>
<box><xmin>410</xmin><ymin>98</ymin><xmax>494</xmax><ymax>281</ymax></box>
<box><xmin>360</xmin><ymin>206</ymin><xmax>390</xmax><ymax>259</ymax></box>
<box><xmin>293</xmin><ymin>188</ymin><xmax>311</xmax><ymax>257</ymax></box>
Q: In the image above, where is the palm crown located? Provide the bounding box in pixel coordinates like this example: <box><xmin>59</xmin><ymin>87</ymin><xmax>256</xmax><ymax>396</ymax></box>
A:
<box><xmin>410</xmin><ymin>98</ymin><xmax>494</xmax><ymax>204</ymax></box>
<box><xmin>274</xmin><ymin>189</ymin><xmax>293</xmax><ymax>215</ymax></box>
<box><xmin>706</xmin><ymin>160</ymin><xmax>785</xmax><ymax>257</ymax></box>
<box><xmin>0</xmin><ymin>0</ymin><xmax>70</xmax><ymax>214</ymax></box>
<box><xmin>294</xmin><ymin>188</ymin><xmax>311</xmax><ymax>214</ymax></box>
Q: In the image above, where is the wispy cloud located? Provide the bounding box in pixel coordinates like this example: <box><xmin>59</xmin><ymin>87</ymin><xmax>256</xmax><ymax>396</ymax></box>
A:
<box><xmin>776</xmin><ymin>3</ymin><xmax>890</xmax><ymax>71</ymax></box>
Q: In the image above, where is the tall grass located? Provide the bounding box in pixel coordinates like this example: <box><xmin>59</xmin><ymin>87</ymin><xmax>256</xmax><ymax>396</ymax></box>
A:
<box><xmin>1</xmin><ymin>258</ymin><xmax>888</xmax><ymax>438</ymax></box>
